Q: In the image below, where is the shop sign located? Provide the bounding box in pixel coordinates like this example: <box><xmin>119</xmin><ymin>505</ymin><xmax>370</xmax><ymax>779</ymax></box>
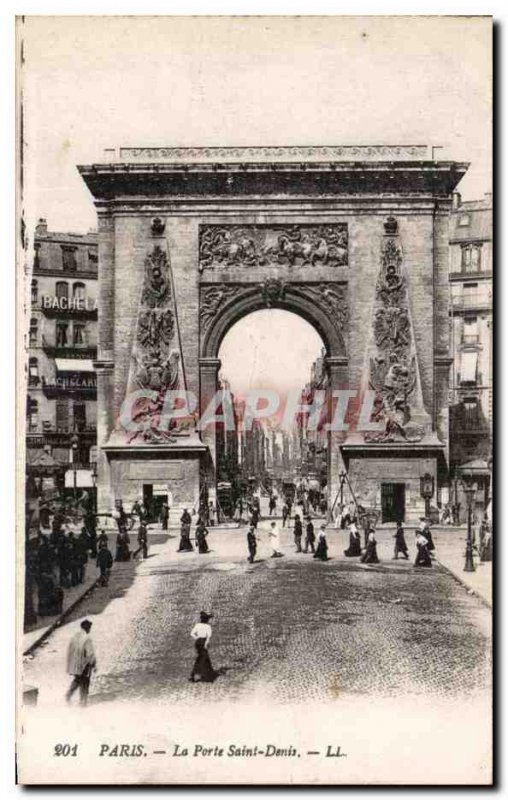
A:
<box><xmin>41</xmin><ymin>295</ymin><xmax>98</xmax><ymax>311</ymax></box>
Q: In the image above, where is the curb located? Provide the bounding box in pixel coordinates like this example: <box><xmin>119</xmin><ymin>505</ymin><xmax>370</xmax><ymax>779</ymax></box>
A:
<box><xmin>436</xmin><ymin>557</ymin><xmax>492</xmax><ymax>609</ymax></box>
<box><xmin>23</xmin><ymin>546</ymin><xmax>143</xmax><ymax>658</ymax></box>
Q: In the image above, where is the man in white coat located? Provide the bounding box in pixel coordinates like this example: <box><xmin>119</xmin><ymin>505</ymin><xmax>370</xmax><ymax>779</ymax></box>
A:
<box><xmin>65</xmin><ymin>619</ymin><xmax>97</xmax><ymax>706</ymax></box>
<box><xmin>269</xmin><ymin>521</ymin><xmax>283</xmax><ymax>558</ymax></box>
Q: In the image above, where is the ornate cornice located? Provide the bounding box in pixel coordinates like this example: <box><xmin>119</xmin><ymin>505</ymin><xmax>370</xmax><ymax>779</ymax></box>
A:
<box><xmin>117</xmin><ymin>145</ymin><xmax>432</xmax><ymax>162</ymax></box>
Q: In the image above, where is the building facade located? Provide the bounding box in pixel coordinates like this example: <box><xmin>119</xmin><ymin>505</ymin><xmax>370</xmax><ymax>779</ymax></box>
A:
<box><xmin>448</xmin><ymin>193</ymin><xmax>493</xmax><ymax>519</ymax></box>
<box><xmin>78</xmin><ymin>145</ymin><xmax>466</xmax><ymax>523</ymax></box>
<box><xmin>26</xmin><ymin>220</ymin><xmax>98</xmax><ymax>494</ymax></box>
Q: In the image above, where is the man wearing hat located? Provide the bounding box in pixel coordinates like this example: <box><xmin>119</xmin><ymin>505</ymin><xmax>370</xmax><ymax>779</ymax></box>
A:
<box><xmin>65</xmin><ymin>619</ymin><xmax>97</xmax><ymax>706</ymax></box>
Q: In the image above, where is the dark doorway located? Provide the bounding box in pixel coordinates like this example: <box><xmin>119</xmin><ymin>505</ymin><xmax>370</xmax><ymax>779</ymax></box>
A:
<box><xmin>381</xmin><ymin>482</ymin><xmax>405</xmax><ymax>523</ymax></box>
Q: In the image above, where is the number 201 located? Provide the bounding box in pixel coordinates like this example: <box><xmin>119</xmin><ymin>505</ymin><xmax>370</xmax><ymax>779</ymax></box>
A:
<box><xmin>54</xmin><ymin>744</ymin><xmax>78</xmax><ymax>757</ymax></box>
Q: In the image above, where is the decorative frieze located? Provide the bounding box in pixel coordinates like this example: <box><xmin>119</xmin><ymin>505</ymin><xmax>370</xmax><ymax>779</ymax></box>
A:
<box><xmin>199</xmin><ymin>280</ymin><xmax>348</xmax><ymax>343</ymax></box>
<box><xmin>199</xmin><ymin>224</ymin><xmax>348</xmax><ymax>271</ymax></box>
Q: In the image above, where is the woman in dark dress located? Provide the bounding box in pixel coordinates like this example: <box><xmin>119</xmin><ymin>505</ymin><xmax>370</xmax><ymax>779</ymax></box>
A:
<box><xmin>360</xmin><ymin>529</ymin><xmax>380</xmax><ymax>563</ymax></box>
<box><xmin>344</xmin><ymin>522</ymin><xmax>362</xmax><ymax>557</ymax></box>
<box><xmin>178</xmin><ymin>509</ymin><xmax>194</xmax><ymax>552</ymax></box>
<box><xmin>414</xmin><ymin>531</ymin><xmax>432</xmax><ymax>567</ymax></box>
<box><xmin>313</xmin><ymin>525</ymin><xmax>329</xmax><ymax>561</ymax></box>
<box><xmin>195</xmin><ymin>521</ymin><xmax>210</xmax><ymax>554</ymax></box>
<box><xmin>115</xmin><ymin>530</ymin><xmax>131</xmax><ymax>561</ymax></box>
<box><xmin>392</xmin><ymin>521</ymin><xmax>409</xmax><ymax>559</ymax></box>
<box><xmin>419</xmin><ymin>519</ymin><xmax>435</xmax><ymax>552</ymax></box>
<box><xmin>189</xmin><ymin>611</ymin><xmax>217</xmax><ymax>683</ymax></box>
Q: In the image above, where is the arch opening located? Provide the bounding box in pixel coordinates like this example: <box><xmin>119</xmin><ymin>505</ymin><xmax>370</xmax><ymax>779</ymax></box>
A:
<box><xmin>210</xmin><ymin>308</ymin><xmax>331</xmax><ymax>520</ymax></box>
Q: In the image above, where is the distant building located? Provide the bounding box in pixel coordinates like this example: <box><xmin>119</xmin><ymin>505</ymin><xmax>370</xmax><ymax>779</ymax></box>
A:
<box><xmin>26</xmin><ymin>219</ymin><xmax>98</xmax><ymax>499</ymax></box>
<box><xmin>449</xmin><ymin>193</ymin><xmax>493</xmax><ymax>518</ymax></box>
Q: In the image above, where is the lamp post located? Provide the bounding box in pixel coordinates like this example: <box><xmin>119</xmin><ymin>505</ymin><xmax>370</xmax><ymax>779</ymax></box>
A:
<box><xmin>70</xmin><ymin>431</ymin><xmax>79</xmax><ymax>503</ymax></box>
<box><xmin>339</xmin><ymin>470</ymin><xmax>346</xmax><ymax>508</ymax></box>
<box><xmin>91</xmin><ymin>461</ymin><xmax>98</xmax><ymax>515</ymax></box>
<box><xmin>420</xmin><ymin>473</ymin><xmax>434</xmax><ymax>520</ymax></box>
<box><xmin>462</xmin><ymin>471</ymin><xmax>477</xmax><ymax>573</ymax></box>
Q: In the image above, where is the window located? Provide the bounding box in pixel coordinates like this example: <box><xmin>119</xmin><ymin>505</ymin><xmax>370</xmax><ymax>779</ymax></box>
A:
<box><xmin>33</xmin><ymin>244</ymin><xmax>40</xmax><ymax>270</ymax></box>
<box><xmin>27</xmin><ymin>397</ymin><xmax>38</xmax><ymax>432</ymax></box>
<box><xmin>461</xmin><ymin>243</ymin><xmax>482</xmax><ymax>273</ymax></box>
<box><xmin>29</xmin><ymin>317</ymin><xmax>38</xmax><ymax>347</ymax></box>
<box><xmin>56</xmin><ymin>322</ymin><xmax>68</xmax><ymax>347</ymax></box>
<box><xmin>463</xmin><ymin>283</ymin><xmax>479</xmax><ymax>307</ymax></box>
<box><xmin>73</xmin><ymin>282</ymin><xmax>86</xmax><ymax>300</ymax></box>
<box><xmin>458</xmin><ymin>214</ymin><xmax>470</xmax><ymax>227</ymax></box>
<box><xmin>459</xmin><ymin>351</ymin><xmax>478</xmax><ymax>385</ymax></box>
<box><xmin>88</xmin><ymin>250</ymin><xmax>98</xmax><ymax>268</ymax></box>
<box><xmin>56</xmin><ymin>281</ymin><xmax>69</xmax><ymax>300</ymax></box>
<box><xmin>463</xmin><ymin>316</ymin><xmax>479</xmax><ymax>345</ymax></box>
<box><xmin>73</xmin><ymin>401</ymin><xmax>87</xmax><ymax>432</ymax></box>
<box><xmin>31</xmin><ymin>279</ymin><xmax>38</xmax><ymax>304</ymax></box>
<box><xmin>73</xmin><ymin>323</ymin><xmax>86</xmax><ymax>346</ymax></box>
<box><xmin>28</xmin><ymin>356</ymin><xmax>39</xmax><ymax>386</ymax></box>
<box><xmin>56</xmin><ymin>399</ymin><xmax>69</xmax><ymax>432</ymax></box>
<box><xmin>61</xmin><ymin>246</ymin><xmax>77</xmax><ymax>272</ymax></box>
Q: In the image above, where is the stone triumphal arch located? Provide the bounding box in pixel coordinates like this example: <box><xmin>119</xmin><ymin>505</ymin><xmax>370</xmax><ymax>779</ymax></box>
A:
<box><xmin>79</xmin><ymin>146</ymin><xmax>467</xmax><ymax>522</ymax></box>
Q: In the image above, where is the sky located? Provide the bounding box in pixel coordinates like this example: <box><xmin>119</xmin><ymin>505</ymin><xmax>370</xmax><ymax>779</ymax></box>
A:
<box><xmin>19</xmin><ymin>15</ymin><xmax>492</xmax><ymax>392</ymax></box>
<box><xmin>218</xmin><ymin>310</ymin><xmax>324</xmax><ymax>395</ymax></box>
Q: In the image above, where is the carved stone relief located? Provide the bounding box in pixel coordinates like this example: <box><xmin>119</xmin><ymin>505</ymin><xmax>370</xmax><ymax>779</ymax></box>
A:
<box><xmin>199</xmin><ymin>224</ymin><xmax>348</xmax><ymax>271</ymax></box>
<box><xmin>199</xmin><ymin>280</ymin><xmax>348</xmax><ymax>347</ymax></box>
<box><xmin>365</xmin><ymin>218</ymin><xmax>428</xmax><ymax>443</ymax></box>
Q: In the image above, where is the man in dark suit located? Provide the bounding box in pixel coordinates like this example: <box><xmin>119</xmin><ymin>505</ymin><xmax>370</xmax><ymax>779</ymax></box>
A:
<box><xmin>304</xmin><ymin>516</ymin><xmax>315</xmax><ymax>554</ymax></box>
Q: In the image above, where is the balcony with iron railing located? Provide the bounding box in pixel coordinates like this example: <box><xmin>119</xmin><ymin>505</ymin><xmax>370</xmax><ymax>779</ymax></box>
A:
<box><xmin>41</xmin><ymin>335</ymin><xmax>97</xmax><ymax>359</ymax></box>
<box><xmin>451</xmin><ymin>293</ymin><xmax>492</xmax><ymax>312</ymax></box>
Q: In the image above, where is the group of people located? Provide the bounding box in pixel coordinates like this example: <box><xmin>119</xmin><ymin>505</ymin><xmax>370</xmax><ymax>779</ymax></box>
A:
<box><xmin>342</xmin><ymin>518</ymin><xmax>436</xmax><ymax>567</ymax></box>
<box><xmin>177</xmin><ymin>510</ymin><xmax>211</xmax><ymax>554</ymax></box>
<box><xmin>28</xmin><ymin>520</ymin><xmax>97</xmax><ymax>617</ymax></box>
<box><xmin>246</xmin><ymin>514</ymin><xmax>329</xmax><ymax>563</ymax></box>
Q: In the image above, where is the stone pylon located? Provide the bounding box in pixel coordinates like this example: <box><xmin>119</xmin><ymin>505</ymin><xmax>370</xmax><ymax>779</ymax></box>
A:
<box><xmin>115</xmin><ymin>240</ymin><xmax>191</xmax><ymax>444</ymax></box>
<box><xmin>361</xmin><ymin>216</ymin><xmax>432</xmax><ymax>444</ymax></box>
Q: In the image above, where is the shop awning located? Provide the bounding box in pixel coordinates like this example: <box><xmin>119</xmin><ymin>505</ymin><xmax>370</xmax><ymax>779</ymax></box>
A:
<box><xmin>64</xmin><ymin>468</ymin><xmax>94</xmax><ymax>488</ymax></box>
<box><xmin>55</xmin><ymin>358</ymin><xmax>95</xmax><ymax>373</ymax></box>
<box><xmin>460</xmin><ymin>351</ymin><xmax>478</xmax><ymax>383</ymax></box>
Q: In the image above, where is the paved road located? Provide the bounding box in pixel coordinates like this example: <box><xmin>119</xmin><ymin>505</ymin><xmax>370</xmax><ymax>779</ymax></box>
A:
<box><xmin>23</xmin><ymin>525</ymin><xmax>491</xmax><ymax>709</ymax></box>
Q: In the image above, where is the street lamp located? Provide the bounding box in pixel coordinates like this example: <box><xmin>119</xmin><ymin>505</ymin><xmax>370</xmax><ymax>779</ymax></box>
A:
<box><xmin>70</xmin><ymin>431</ymin><xmax>79</xmax><ymax>503</ymax></box>
<box><xmin>461</xmin><ymin>470</ymin><xmax>477</xmax><ymax>573</ymax></box>
<box><xmin>91</xmin><ymin>461</ymin><xmax>98</xmax><ymax>514</ymax></box>
<box><xmin>420</xmin><ymin>473</ymin><xmax>434</xmax><ymax>519</ymax></box>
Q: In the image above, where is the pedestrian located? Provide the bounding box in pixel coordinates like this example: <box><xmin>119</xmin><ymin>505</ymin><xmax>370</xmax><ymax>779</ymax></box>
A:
<box><xmin>115</xmin><ymin>529</ymin><xmax>131</xmax><ymax>562</ymax></box>
<box><xmin>250</xmin><ymin>506</ymin><xmax>260</xmax><ymax>530</ymax></box>
<box><xmin>65</xmin><ymin>619</ymin><xmax>97</xmax><ymax>706</ymax></box>
<box><xmin>97</xmin><ymin>529</ymin><xmax>109</xmax><ymax>549</ymax></box>
<box><xmin>281</xmin><ymin>500</ymin><xmax>289</xmax><ymax>528</ymax></box>
<box><xmin>344</xmin><ymin>521</ymin><xmax>362</xmax><ymax>557</ymax></box>
<box><xmin>160</xmin><ymin>501</ymin><xmax>169</xmax><ymax>531</ymax></box>
<box><xmin>304</xmin><ymin>516</ymin><xmax>315</xmax><ymax>554</ymax></box>
<box><xmin>419</xmin><ymin>518</ymin><xmax>436</xmax><ymax>553</ymax></box>
<box><xmin>293</xmin><ymin>513</ymin><xmax>303</xmax><ymax>553</ymax></box>
<box><xmin>112</xmin><ymin>499</ymin><xmax>127</xmax><ymax>533</ymax></box>
<box><xmin>75</xmin><ymin>528</ymin><xmax>90</xmax><ymax>583</ymax></box>
<box><xmin>178</xmin><ymin>509</ymin><xmax>194</xmax><ymax>552</ymax></box>
<box><xmin>58</xmin><ymin>535</ymin><xmax>72</xmax><ymax>588</ymax></box>
<box><xmin>269</xmin><ymin>493</ymin><xmax>277</xmax><ymax>516</ymax></box>
<box><xmin>414</xmin><ymin>530</ymin><xmax>432</xmax><ymax>567</ymax></box>
<box><xmin>195</xmin><ymin>520</ymin><xmax>210</xmax><ymax>554</ymax></box>
<box><xmin>189</xmin><ymin>611</ymin><xmax>217</xmax><ymax>683</ymax></box>
<box><xmin>68</xmin><ymin>531</ymin><xmax>81</xmax><ymax>586</ymax></box>
<box><xmin>247</xmin><ymin>525</ymin><xmax>257</xmax><ymax>563</ymax></box>
<box><xmin>268</xmin><ymin>521</ymin><xmax>283</xmax><ymax>558</ymax></box>
<box><xmin>314</xmin><ymin>524</ymin><xmax>329</xmax><ymax>561</ymax></box>
<box><xmin>137</xmin><ymin>522</ymin><xmax>148</xmax><ymax>559</ymax></box>
<box><xmin>392</xmin><ymin>521</ymin><xmax>409</xmax><ymax>560</ymax></box>
<box><xmin>360</xmin><ymin>528</ymin><xmax>380</xmax><ymax>564</ymax></box>
<box><xmin>96</xmin><ymin>542</ymin><xmax>113</xmax><ymax>585</ymax></box>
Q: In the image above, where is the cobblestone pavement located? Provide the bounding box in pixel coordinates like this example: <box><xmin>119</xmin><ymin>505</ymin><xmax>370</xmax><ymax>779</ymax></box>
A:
<box><xmin>73</xmin><ymin>526</ymin><xmax>492</xmax><ymax>707</ymax></box>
